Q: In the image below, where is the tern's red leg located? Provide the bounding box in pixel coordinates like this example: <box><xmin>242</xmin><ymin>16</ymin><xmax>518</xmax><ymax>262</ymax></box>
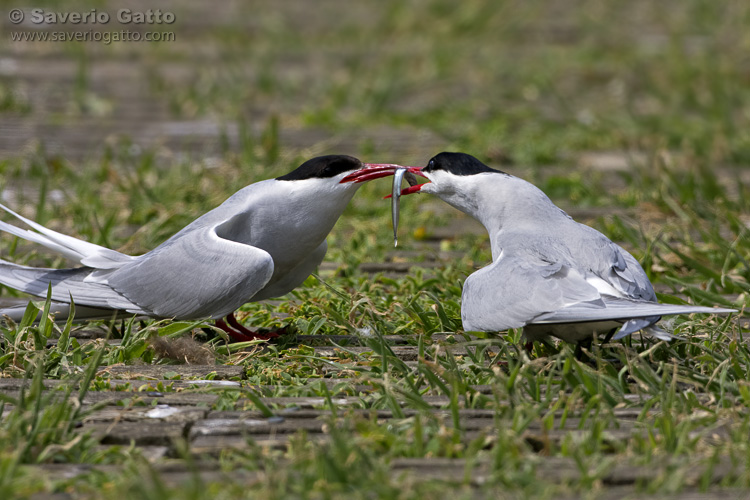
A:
<box><xmin>226</xmin><ymin>313</ymin><xmax>281</xmax><ymax>341</ymax></box>
<box><xmin>215</xmin><ymin>318</ymin><xmax>258</xmax><ymax>343</ymax></box>
<box><xmin>524</xmin><ymin>341</ymin><xmax>534</xmax><ymax>354</ymax></box>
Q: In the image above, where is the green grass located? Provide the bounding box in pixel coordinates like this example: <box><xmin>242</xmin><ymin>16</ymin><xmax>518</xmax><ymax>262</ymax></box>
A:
<box><xmin>0</xmin><ymin>0</ymin><xmax>749</xmax><ymax>497</ymax></box>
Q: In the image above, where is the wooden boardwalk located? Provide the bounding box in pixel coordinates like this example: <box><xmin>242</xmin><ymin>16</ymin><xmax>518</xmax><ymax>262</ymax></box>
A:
<box><xmin>1</xmin><ymin>331</ymin><xmax>745</xmax><ymax>499</ymax></box>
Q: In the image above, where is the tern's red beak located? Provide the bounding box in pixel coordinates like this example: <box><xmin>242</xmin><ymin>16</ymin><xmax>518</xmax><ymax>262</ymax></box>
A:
<box><xmin>340</xmin><ymin>164</ymin><xmax>430</xmax><ymax>183</ymax></box>
<box><xmin>340</xmin><ymin>164</ymin><xmax>403</xmax><ymax>183</ymax></box>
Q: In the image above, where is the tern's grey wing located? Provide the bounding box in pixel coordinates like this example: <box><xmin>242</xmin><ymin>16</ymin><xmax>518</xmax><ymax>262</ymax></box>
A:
<box><xmin>573</xmin><ymin>225</ymin><xmax>656</xmax><ymax>301</ymax></box>
<box><xmin>249</xmin><ymin>240</ymin><xmax>328</xmax><ymax>302</ymax></box>
<box><xmin>604</xmin><ymin>243</ymin><xmax>656</xmax><ymax>301</ymax></box>
<box><xmin>460</xmin><ymin>255</ymin><xmax>604</xmax><ymax>332</ymax></box>
<box><xmin>533</xmin><ymin>296</ymin><xmax>736</xmax><ymax>324</ymax></box>
<box><xmin>104</xmin><ymin>219</ymin><xmax>274</xmax><ymax>319</ymax></box>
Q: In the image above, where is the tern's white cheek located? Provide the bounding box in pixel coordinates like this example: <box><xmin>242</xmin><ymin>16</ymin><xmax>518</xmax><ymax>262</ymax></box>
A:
<box><xmin>423</xmin><ymin>179</ymin><xmax>456</xmax><ymax>197</ymax></box>
<box><xmin>420</xmin><ymin>182</ymin><xmax>438</xmax><ymax>195</ymax></box>
<box><xmin>424</xmin><ymin>176</ymin><xmax>482</xmax><ymax>219</ymax></box>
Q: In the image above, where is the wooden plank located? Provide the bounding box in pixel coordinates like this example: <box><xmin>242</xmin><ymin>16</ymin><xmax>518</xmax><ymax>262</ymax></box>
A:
<box><xmin>155</xmin><ymin>469</ymin><xmax>263</xmax><ymax>488</ymax></box>
<box><xmin>296</xmin><ymin>334</ymin><xmax>412</xmax><ymax>345</ymax></box>
<box><xmin>249</xmin><ymin>395</ymin><xmax>453</xmax><ymax>408</ymax></box>
<box><xmin>203</xmin><ymin>407</ymin><xmax>647</xmax><ymax>423</ymax></box>
<box><xmin>390</xmin><ymin>456</ymin><xmax>742</xmax><ymax>489</ymax></box>
<box><xmin>204</xmin><ymin>408</ymin><xmax>500</xmax><ymax>420</ymax></box>
<box><xmin>310</xmin><ymin>344</ymin><xmax>498</xmax><ymax>361</ymax></box>
<box><xmin>0</xmin><ymin>378</ymin><xmax>64</xmax><ymax>390</ymax></box>
<box><xmin>21</xmin><ymin>456</ymin><xmax>745</xmax><ymax>495</ymax></box>
<box><xmin>85</xmin><ymin>421</ymin><xmax>187</xmax><ymax>446</ymax></box>
<box><xmin>312</xmin><ymin>345</ymin><xmax>421</xmax><ymax>361</ymax></box>
<box><xmin>80</xmin><ymin>391</ymin><xmax>219</xmax><ymax>407</ymax></box>
<box><xmin>97</xmin><ymin>379</ymin><xmax>243</xmax><ymax>390</ymax></box>
<box><xmin>190</xmin><ymin>434</ymin><xmax>329</xmax><ymax>455</ymax></box>
<box><xmin>390</xmin><ymin>457</ymin><xmax>490</xmax><ymax>484</ymax></box>
<box><xmin>103</xmin><ymin>365</ymin><xmax>244</xmax><ymax>380</ymax></box>
<box><xmin>189</xmin><ymin>417</ymin><xmax>328</xmax><ymax>438</ymax></box>
<box><xmin>186</xmin><ymin>411</ymin><xmax>650</xmax><ymax>458</ymax></box>
<box><xmin>82</xmin><ymin>405</ymin><xmax>208</xmax><ymax>424</ymax></box>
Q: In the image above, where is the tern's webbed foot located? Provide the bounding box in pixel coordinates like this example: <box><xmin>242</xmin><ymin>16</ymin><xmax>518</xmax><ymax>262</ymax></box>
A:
<box><xmin>215</xmin><ymin>313</ymin><xmax>292</xmax><ymax>343</ymax></box>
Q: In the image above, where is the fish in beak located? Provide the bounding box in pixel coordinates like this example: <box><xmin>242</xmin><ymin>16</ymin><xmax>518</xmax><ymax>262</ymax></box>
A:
<box><xmin>340</xmin><ymin>164</ymin><xmax>428</xmax><ymax>246</ymax></box>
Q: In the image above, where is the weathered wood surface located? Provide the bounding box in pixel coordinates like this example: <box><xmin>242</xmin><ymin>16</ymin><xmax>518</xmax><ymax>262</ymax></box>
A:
<box><xmin>20</xmin><ymin>454</ymin><xmax>745</xmax><ymax>497</ymax></box>
<box><xmin>2</xmin><ymin>343</ymin><xmax>744</xmax><ymax>498</ymax></box>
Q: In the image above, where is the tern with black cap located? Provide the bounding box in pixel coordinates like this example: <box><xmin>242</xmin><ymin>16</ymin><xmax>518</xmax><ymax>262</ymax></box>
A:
<box><xmin>0</xmin><ymin>155</ymin><xmax>399</xmax><ymax>342</ymax></box>
<box><xmin>344</xmin><ymin>152</ymin><xmax>736</xmax><ymax>345</ymax></box>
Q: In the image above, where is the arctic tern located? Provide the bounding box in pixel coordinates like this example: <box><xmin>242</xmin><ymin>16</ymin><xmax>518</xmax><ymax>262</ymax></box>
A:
<box><xmin>350</xmin><ymin>152</ymin><xmax>736</xmax><ymax>345</ymax></box>
<box><xmin>0</xmin><ymin>155</ymin><xmax>399</xmax><ymax>342</ymax></box>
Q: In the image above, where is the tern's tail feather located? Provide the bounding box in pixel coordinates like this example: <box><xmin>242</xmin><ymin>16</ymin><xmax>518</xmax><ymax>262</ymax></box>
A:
<box><xmin>0</xmin><ymin>259</ymin><xmax>145</xmax><ymax>315</ymax></box>
<box><xmin>614</xmin><ymin>317</ymin><xmax>678</xmax><ymax>341</ymax></box>
<box><xmin>0</xmin><ymin>298</ymin><xmax>125</xmax><ymax>323</ymax></box>
<box><xmin>0</xmin><ymin>203</ymin><xmax>133</xmax><ymax>269</ymax></box>
<box><xmin>535</xmin><ymin>296</ymin><xmax>737</xmax><ymax>326</ymax></box>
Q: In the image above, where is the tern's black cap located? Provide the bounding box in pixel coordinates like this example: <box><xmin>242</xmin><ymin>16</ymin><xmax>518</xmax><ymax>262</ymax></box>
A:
<box><xmin>277</xmin><ymin>155</ymin><xmax>362</xmax><ymax>181</ymax></box>
<box><xmin>423</xmin><ymin>152</ymin><xmax>504</xmax><ymax>176</ymax></box>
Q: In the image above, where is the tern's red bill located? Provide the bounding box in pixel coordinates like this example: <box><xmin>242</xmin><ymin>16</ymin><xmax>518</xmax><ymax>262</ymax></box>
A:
<box><xmin>340</xmin><ymin>164</ymin><xmax>429</xmax><ymax>183</ymax></box>
<box><xmin>340</xmin><ymin>164</ymin><xmax>403</xmax><ymax>183</ymax></box>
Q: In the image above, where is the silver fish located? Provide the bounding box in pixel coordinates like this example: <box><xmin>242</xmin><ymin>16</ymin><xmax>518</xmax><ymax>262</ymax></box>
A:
<box><xmin>391</xmin><ymin>168</ymin><xmax>407</xmax><ymax>247</ymax></box>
